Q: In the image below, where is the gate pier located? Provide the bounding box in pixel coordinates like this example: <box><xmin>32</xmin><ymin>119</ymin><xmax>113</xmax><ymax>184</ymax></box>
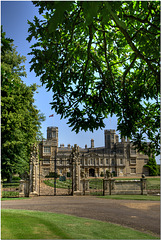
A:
<box><xmin>71</xmin><ymin>144</ymin><xmax>84</xmax><ymax>195</ymax></box>
<box><xmin>29</xmin><ymin>144</ymin><xmax>39</xmax><ymax>197</ymax></box>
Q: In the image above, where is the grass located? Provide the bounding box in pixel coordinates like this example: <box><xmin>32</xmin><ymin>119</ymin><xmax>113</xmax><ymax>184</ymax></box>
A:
<box><xmin>44</xmin><ymin>178</ymin><xmax>103</xmax><ymax>190</ymax></box>
<box><xmin>146</xmin><ymin>177</ymin><xmax>160</xmax><ymax>190</ymax></box>
<box><xmin>2</xmin><ymin>191</ymin><xmax>19</xmax><ymax>198</ymax></box>
<box><xmin>1</xmin><ymin>209</ymin><xmax>159</xmax><ymax>239</ymax></box>
<box><xmin>1</xmin><ymin>197</ymin><xmax>29</xmax><ymax>201</ymax></box>
<box><xmin>44</xmin><ymin>179</ymin><xmax>72</xmax><ymax>189</ymax></box>
<box><xmin>99</xmin><ymin>194</ymin><xmax>160</xmax><ymax>201</ymax></box>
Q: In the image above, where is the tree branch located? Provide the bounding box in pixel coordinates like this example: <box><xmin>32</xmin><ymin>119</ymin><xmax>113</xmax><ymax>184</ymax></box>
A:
<box><xmin>123</xmin><ymin>14</ymin><xmax>159</xmax><ymax>31</ymax></box>
<box><xmin>117</xmin><ymin>26</ymin><xmax>159</xmax><ymax>81</ymax></box>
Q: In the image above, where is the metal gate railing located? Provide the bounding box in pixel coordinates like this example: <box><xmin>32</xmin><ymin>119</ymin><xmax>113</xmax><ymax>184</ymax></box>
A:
<box><xmin>39</xmin><ymin>159</ymin><xmax>73</xmax><ymax>196</ymax></box>
<box><xmin>89</xmin><ymin>178</ymin><xmax>103</xmax><ymax>196</ymax></box>
<box><xmin>2</xmin><ymin>181</ymin><xmax>19</xmax><ymax>198</ymax></box>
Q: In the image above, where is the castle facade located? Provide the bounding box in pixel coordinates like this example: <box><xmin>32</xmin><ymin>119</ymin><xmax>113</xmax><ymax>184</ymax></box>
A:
<box><xmin>39</xmin><ymin>127</ymin><xmax>149</xmax><ymax>178</ymax></box>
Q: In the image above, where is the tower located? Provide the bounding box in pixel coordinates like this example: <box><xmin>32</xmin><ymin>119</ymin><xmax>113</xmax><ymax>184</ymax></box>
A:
<box><xmin>47</xmin><ymin>127</ymin><xmax>58</xmax><ymax>147</ymax></box>
<box><xmin>104</xmin><ymin>130</ymin><xmax>116</xmax><ymax>149</ymax></box>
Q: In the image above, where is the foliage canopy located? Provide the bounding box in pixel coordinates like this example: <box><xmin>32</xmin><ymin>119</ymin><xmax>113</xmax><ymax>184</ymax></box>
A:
<box><xmin>27</xmin><ymin>1</ymin><xmax>160</xmax><ymax>156</ymax></box>
<box><xmin>1</xmin><ymin>29</ymin><xmax>45</xmax><ymax>181</ymax></box>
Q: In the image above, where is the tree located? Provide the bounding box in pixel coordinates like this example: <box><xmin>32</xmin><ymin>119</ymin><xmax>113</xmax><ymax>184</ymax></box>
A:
<box><xmin>1</xmin><ymin>29</ymin><xmax>45</xmax><ymax>181</ymax></box>
<box><xmin>27</xmin><ymin>1</ymin><xmax>160</xmax><ymax>157</ymax></box>
<box><xmin>144</xmin><ymin>157</ymin><xmax>158</xmax><ymax>176</ymax></box>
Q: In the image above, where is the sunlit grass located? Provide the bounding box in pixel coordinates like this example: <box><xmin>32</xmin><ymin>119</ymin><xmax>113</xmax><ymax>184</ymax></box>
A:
<box><xmin>2</xmin><ymin>209</ymin><xmax>159</xmax><ymax>239</ymax></box>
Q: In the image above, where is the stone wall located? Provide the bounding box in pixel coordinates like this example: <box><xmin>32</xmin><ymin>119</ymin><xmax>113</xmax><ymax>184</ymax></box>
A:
<box><xmin>103</xmin><ymin>177</ymin><xmax>147</xmax><ymax>195</ymax></box>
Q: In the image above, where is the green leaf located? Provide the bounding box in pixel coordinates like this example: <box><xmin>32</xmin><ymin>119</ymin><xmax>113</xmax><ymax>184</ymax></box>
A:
<box><xmin>104</xmin><ymin>2</ymin><xmax>127</xmax><ymax>29</ymax></box>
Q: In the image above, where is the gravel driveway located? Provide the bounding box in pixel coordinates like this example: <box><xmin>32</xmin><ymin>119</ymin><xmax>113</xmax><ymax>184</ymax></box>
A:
<box><xmin>2</xmin><ymin>196</ymin><xmax>160</xmax><ymax>237</ymax></box>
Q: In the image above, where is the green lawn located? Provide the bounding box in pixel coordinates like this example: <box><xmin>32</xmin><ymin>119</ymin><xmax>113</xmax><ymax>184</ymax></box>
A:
<box><xmin>44</xmin><ymin>179</ymin><xmax>72</xmax><ymax>189</ymax></box>
<box><xmin>1</xmin><ymin>197</ymin><xmax>30</xmax><ymax>201</ymax></box>
<box><xmin>146</xmin><ymin>177</ymin><xmax>160</xmax><ymax>190</ymax></box>
<box><xmin>1</xmin><ymin>209</ymin><xmax>159</xmax><ymax>239</ymax></box>
<box><xmin>44</xmin><ymin>178</ymin><xmax>103</xmax><ymax>190</ymax></box>
<box><xmin>99</xmin><ymin>194</ymin><xmax>160</xmax><ymax>201</ymax></box>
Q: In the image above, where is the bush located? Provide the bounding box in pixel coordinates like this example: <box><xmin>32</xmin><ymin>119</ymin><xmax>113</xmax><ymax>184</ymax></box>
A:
<box><xmin>2</xmin><ymin>191</ymin><xmax>19</xmax><ymax>198</ymax></box>
<box><xmin>157</xmin><ymin>165</ymin><xmax>160</xmax><ymax>176</ymax></box>
<box><xmin>145</xmin><ymin>157</ymin><xmax>158</xmax><ymax>176</ymax></box>
<box><xmin>3</xmin><ymin>183</ymin><xmax>19</xmax><ymax>188</ymax></box>
<box><xmin>12</xmin><ymin>176</ymin><xmax>21</xmax><ymax>181</ymax></box>
<box><xmin>100</xmin><ymin>172</ymin><xmax>104</xmax><ymax>177</ymax></box>
<box><xmin>59</xmin><ymin>176</ymin><xmax>66</xmax><ymax>181</ymax></box>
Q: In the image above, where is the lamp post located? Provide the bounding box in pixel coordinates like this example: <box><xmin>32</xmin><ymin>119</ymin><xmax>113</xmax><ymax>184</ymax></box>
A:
<box><xmin>54</xmin><ymin>149</ymin><xmax>57</xmax><ymax>196</ymax></box>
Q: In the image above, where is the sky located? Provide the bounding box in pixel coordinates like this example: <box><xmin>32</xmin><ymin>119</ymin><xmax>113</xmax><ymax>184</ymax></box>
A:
<box><xmin>1</xmin><ymin>1</ymin><xmax>159</xmax><ymax>163</ymax></box>
<box><xmin>1</xmin><ymin>0</ymin><xmax>118</xmax><ymax>149</ymax></box>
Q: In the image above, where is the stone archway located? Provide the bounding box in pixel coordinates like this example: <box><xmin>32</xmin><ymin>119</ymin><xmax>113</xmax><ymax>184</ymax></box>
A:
<box><xmin>89</xmin><ymin>168</ymin><xmax>95</xmax><ymax>177</ymax></box>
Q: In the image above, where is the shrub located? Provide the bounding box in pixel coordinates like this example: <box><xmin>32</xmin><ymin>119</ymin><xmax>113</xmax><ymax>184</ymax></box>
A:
<box><xmin>100</xmin><ymin>172</ymin><xmax>104</xmax><ymax>177</ymax></box>
<box><xmin>2</xmin><ymin>191</ymin><xmax>19</xmax><ymax>198</ymax></box>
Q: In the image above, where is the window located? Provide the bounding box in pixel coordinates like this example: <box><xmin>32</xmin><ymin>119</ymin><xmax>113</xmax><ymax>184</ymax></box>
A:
<box><xmin>52</xmin><ymin>132</ymin><xmax>56</xmax><ymax>138</ymax></box>
<box><xmin>60</xmin><ymin>159</ymin><xmax>62</xmax><ymax>165</ymax></box>
<box><xmin>101</xmin><ymin>159</ymin><xmax>103</xmax><ymax>165</ymax></box>
<box><xmin>43</xmin><ymin>159</ymin><xmax>50</xmax><ymax>165</ymax></box>
<box><xmin>112</xmin><ymin>159</ymin><xmax>115</xmax><ymax>165</ymax></box>
<box><xmin>90</xmin><ymin>159</ymin><xmax>93</xmax><ymax>165</ymax></box>
<box><xmin>131</xmin><ymin>149</ymin><xmax>136</xmax><ymax>154</ymax></box>
<box><xmin>67</xmin><ymin>160</ymin><xmax>70</xmax><ymax>165</ymax></box>
<box><xmin>44</xmin><ymin>146</ymin><xmax>51</xmax><ymax>153</ymax></box>
<box><xmin>106</xmin><ymin>159</ymin><xmax>109</xmax><ymax>165</ymax></box>
<box><xmin>131</xmin><ymin>168</ymin><xmax>136</xmax><ymax>173</ymax></box>
<box><xmin>96</xmin><ymin>159</ymin><xmax>99</xmax><ymax>165</ymax></box>
<box><xmin>106</xmin><ymin>135</ymin><xmax>110</xmax><ymax>140</ymax></box>
<box><xmin>130</xmin><ymin>158</ymin><xmax>136</xmax><ymax>164</ymax></box>
<box><xmin>117</xmin><ymin>149</ymin><xmax>123</xmax><ymax>154</ymax></box>
<box><xmin>144</xmin><ymin>159</ymin><xmax>148</xmax><ymax>164</ymax></box>
<box><xmin>85</xmin><ymin>159</ymin><xmax>88</xmax><ymax>165</ymax></box>
<box><xmin>120</xmin><ymin>159</ymin><xmax>123</xmax><ymax>165</ymax></box>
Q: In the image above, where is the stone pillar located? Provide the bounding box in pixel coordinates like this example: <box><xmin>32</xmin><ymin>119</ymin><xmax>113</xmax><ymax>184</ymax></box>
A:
<box><xmin>83</xmin><ymin>179</ymin><xmax>90</xmax><ymax>195</ymax></box>
<box><xmin>19</xmin><ymin>179</ymin><xmax>29</xmax><ymax>197</ymax></box>
<box><xmin>29</xmin><ymin>144</ymin><xmax>39</xmax><ymax>197</ymax></box>
<box><xmin>71</xmin><ymin>144</ymin><xmax>83</xmax><ymax>195</ymax></box>
<box><xmin>103</xmin><ymin>177</ymin><xmax>115</xmax><ymax>195</ymax></box>
<box><xmin>103</xmin><ymin>179</ymin><xmax>109</xmax><ymax>195</ymax></box>
<box><xmin>140</xmin><ymin>176</ymin><xmax>147</xmax><ymax>195</ymax></box>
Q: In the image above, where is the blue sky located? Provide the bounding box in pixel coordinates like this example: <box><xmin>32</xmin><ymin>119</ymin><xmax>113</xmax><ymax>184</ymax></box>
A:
<box><xmin>2</xmin><ymin>0</ymin><xmax>118</xmax><ymax>149</ymax></box>
<box><xmin>2</xmin><ymin>1</ymin><xmax>159</xmax><ymax>164</ymax></box>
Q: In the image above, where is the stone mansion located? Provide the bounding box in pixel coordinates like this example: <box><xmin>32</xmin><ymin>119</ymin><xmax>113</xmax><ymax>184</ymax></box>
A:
<box><xmin>39</xmin><ymin>127</ymin><xmax>149</xmax><ymax>178</ymax></box>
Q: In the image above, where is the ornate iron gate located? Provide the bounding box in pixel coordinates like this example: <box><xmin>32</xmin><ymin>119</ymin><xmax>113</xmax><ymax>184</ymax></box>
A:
<box><xmin>89</xmin><ymin>178</ymin><xmax>103</xmax><ymax>196</ymax></box>
<box><xmin>39</xmin><ymin>159</ymin><xmax>72</xmax><ymax>196</ymax></box>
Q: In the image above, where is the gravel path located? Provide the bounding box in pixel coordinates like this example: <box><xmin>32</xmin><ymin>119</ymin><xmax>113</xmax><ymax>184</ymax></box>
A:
<box><xmin>2</xmin><ymin>196</ymin><xmax>160</xmax><ymax>237</ymax></box>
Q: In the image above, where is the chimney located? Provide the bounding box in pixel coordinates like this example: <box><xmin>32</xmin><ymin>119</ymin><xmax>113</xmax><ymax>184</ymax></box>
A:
<box><xmin>67</xmin><ymin>144</ymin><xmax>70</xmax><ymax>149</ymax></box>
<box><xmin>91</xmin><ymin>139</ymin><xmax>94</xmax><ymax>148</ymax></box>
<box><xmin>85</xmin><ymin>144</ymin><xmax>87</xmax><ymax>149</ymax></box>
